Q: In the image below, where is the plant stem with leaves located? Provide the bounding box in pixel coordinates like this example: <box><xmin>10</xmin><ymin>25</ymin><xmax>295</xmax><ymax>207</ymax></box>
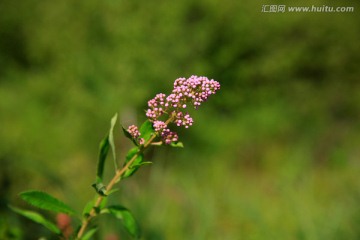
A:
<box><xmin>76</xmin><ymin>116</ymin><xmax>172</xmax><ymax>239</ymax></box>
<box><xmin>10</xmin><ymin>75</ymin><xmax>220</xmax><ymax>239</ymax></box>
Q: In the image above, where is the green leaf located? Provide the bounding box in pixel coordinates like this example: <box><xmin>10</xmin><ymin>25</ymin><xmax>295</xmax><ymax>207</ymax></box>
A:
<box><xmin>170</xmin><ymin>141</ymin><xmax>184</xmax><ymax>148</ymax></box>
<box><xmin>20</xmin><ymin>190</ymin><xmax>75</xmax><ymax>215</ymax></box>
<box><xmin>109</xmin><ymin>113</ymin><xmax>118</xmax><ymax>170</ymax></box>
<box><xmin>9</xmin><ymin>206</ymin><xmax>61</xmax><ymax>235</ymax></box>
<box><xmin>139</xmin><ymin>120</ymin><xmax>155</xmax><ymax>141</ymax></box>
<box><xmin>122</xmin><ymin>147</ymin><xmax>143</xmax><ymax>178</ymax></box>
<box><xmin>81</xmin><ymin>227</ymin><xmax>97</xmax><ymax>240</ymax></box>
<box><xmin>107</xmin><ymin>188</ymin><xmax>119</xmax><ymax>196</ymax></box>
<box><xmin>121</xmin><ymin>125</ymin><xmax>133</xmax><ymax>140</ymax></box>
<box><xmin>82</xmin><ymin>195</ymin><xmax>108</xmax><ymax>218</ymax></box>
<box><xmin>102</xmin><ymin>205</ymin><xmax>140</xmax><ymax>238</ymax></box>
<box><xmin>82</xmin><ymin>199</ymin><xmax>95</xmax><ymax>217</ymax></box>
<box><xmin>123</xmin><ymin>154</ymin><xmax>144</xmax><ymax>178</ymax></box>
<box><xmin>97</xmin><ymin>136</ymin><xmax>110</xmax><ymax>182</ymax></box>
<box><xmin>124</xmin><ymin>147</ymin><xmax>139</xmax><ymax>164</ymax></box>
<box><xmin>97</xmin><ymin>113</ymin><xmax>119</xmax><ymax>184</ymax></box>
<box><xmin>130</xmin><ymin>161</ymin><xmax>152</xmax><ymax>169</ymax></box>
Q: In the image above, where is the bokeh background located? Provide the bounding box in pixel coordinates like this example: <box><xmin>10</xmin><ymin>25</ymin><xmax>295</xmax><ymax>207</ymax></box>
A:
<box><xmin>1</xmin><ymin>0</ymin><xmax>360</xmax><ymax>239</ymax></box>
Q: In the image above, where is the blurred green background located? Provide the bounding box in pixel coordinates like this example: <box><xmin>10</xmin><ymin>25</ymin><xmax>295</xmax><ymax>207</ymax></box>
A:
<box><xmin>1</xmin><ymin>0</ymin><xmax>360</xmax><ymax>239</ymax></box>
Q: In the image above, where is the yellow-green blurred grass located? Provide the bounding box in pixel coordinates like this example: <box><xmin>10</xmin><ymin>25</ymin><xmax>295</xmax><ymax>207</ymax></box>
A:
<box><xmin>118</xmin><ymin>153</ymin><xmax>359</xmax><ymax>240</ymax></box>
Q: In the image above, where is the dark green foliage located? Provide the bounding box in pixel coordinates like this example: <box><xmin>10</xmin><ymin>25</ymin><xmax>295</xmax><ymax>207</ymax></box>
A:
<box><xmin>97</xmin><ymin>137</ymin><xmax>110</xmax><ymax>181</ymax></box>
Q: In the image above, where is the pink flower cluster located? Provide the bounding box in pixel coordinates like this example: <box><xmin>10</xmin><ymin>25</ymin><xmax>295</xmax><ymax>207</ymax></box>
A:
<box><xmin>146</xmin><ymin>75</ymin><xmax>220</xmax><ymax>144</ymax></box>
<box><xmin>161</xmin><ymin>129</ymin><xmax>179</xmax><ymax>145</ymax></box>
<box><xmin>127</xmin><ymin>125</ymin><xmax>145</xmax><ymax>145</ymax></box>
<box><xmin>153</xmin><ymin>120</ymin><xmax>179</xmax><ymax>144</ymax></box>
<box><xmin>146</xmin><ymin>94</ymin><xmax>166</xmax><ymax>119</ymax></box>
<box><xmin>127</xmin><ymin>125</ymin><xmax>140</xmax><ymax>138</ymax></box>
<box><xmin>174</xmin><ymin>112</ymin><xmax>193</xmax><ymax>128</ymax></box>
<box><xmin>169</xmin><ymin>75</ymin><xmax>220</xmax><ymax>109</ymax></box>
<box><xmin>153</xmin><ymin>120</ymin><xmax>167</xmax><ymax>132</ymax></box>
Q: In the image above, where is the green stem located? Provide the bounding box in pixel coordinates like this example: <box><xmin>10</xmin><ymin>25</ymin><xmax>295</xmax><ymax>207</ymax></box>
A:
<box><xmin>76</xmin><ymin>114</ymin><xmax>175</xmax><ymax>239</ymax></box>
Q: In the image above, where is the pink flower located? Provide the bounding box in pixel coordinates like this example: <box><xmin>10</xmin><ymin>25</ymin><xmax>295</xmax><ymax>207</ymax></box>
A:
<box><xmin>145</xmin><ymin>75</ymin><xmax>220</xmax><ymax>144</ymax></box>
<box><xmin>127</xmin><ymin>125</ymin><xmax>141</xmax><ymax>139</ymax></box>
<box><xmin>161</xmin><ymin>129</ymin><xmax>179</xmax><ymax>145</ymax></box>
<box><xmin>153</xmin><ymin>120</ymin><xmax>167</xmax><ymax>132</ymax></box>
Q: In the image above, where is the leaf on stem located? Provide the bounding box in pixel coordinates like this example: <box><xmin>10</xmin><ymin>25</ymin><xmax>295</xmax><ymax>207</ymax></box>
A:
<box><xmin>84</xmin><ymin>195</ymin><xmax>109</xmax><ymax>217</ymax></box>
<box><xmin>82</xmin><ymin>199</ymin><xmax>95</xmax><ymax>217</ymax></box>
<box><xmin>98</xmin><ymin>113</ymin><xmax>119</xmax><ymax>179</ymax></box>
<box><xmin>122</xmin><ymin>147</ymin><xmax>144</xmax><ymax>178</ymax></box>
<box><xmin>109</xmin><ymin>113</ymin><xmax>118</xmax><ymax>169</ymax></box>
<box><xmin>97</xmin><ymin>136</ymin><xmax>110</xmax><ymax>182</ymax></box>
<box><xmin>130</xmin><ymin>161</ymin><xmax>152</xmax><ymax>169</ymax></box>
<box><xmin>19</xmin><ymin>190</ymin><xmax>75</xmax><ymax>215</ymax></box>
<box><xmin>106</xmin><ymin>188</ymin><xmax>119</xmax><ymax>196</ymax></box>
<box><xmin>121</xmin><ymin>125</ymin><xmax>133</xmax><ymax>139</ymax></box>
<box><xmin>95</xmin><ymin>113</ymin><xmax>118</xmax><ymax>194</ymax></box>
<box><xmin>170</xmin><ymin>141</ymin><xmax>184</xmax><ymax>148</ymax></box>
<box><xmin>101</xmin><ymin>205</ymin><xmax>140</xmax><ymax>238</ymax></box>
<box><xmin>9</xmin><ymin>206</ymin><xmax>61</xmax><ymax>235</ymax></box>
<box><xmin>81</xmin><ymin>227</ymin><xmax>98</xmax><ymax>240</ymax></box>
<box><xmin>139</xmin><ymin>120</ymin><xmax>155</xmax><ymax>141</ymax></box>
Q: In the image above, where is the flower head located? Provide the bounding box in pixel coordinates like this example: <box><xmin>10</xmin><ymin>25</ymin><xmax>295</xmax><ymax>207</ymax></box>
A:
<box><xmin>145</xmin><ymin>75</ymin><xmax>220</xmax><ymax>144</ymax></box>
<box><xmin>161</xmin><ymin>129</ymin><xmax>179</xmax><ymax>145</ymax></box>
<box><xmin>127</xmin><ymin>125</ymin><xmax>140</xmax><ymax>139</ymax></box>
<box><xmin>146</xmin><ymin>93</ymin><xmax>166</xmax><ymax>120</ymax></box>
<box><xmin>153</xmin><ymin>120</ymin><xmax>167</xmax><ymax>132</ymax></box>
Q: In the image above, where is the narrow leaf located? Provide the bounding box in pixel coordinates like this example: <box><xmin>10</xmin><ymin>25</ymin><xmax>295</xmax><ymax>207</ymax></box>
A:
<box><xmin>103</xmin><ymin>205</ymin><xmax>140</xmax><ymax>238</ymax></box>
<box><xmin>107</xmin><ymin>188</ymin><xmax>119</xmax><ymax>196</ymax></box>
<box><xmin>139</xmin><ymin>120</ymin><xmax>155</xmax><ymax>141</ymax></box>
<box><xmin>109</xmin><ymin>113</ymin><xmax>118</xmax><ymax>170</ymax></box>
<box><xmin>97</xmin><ymin>136</ymin><xmax>109</xmax><ymax>182</ymax></box>
<box><xmin>9</xmin><ymin>206</ymin><xmax>61</xmax><ymax>235</ymax></box>
<box><xmin>130</xmin><ymin>161</ymin><xmax>152</xmax><ymax>169</ymax></box>
<box><xmin>93</xmin><ymin>114</ymin><xmax>119</xmax><ymax>197</ymax></box>
<box><xmin>121</xmin><ymin>125</ymin><xmax>133</xmax><ymax>140</ymax></box>
<box><xmin>81</xmin><ymin>227</ymin><xmax>97</xmax><ymax>240</ymax></box>
<box><xmin>20</xmin><ymin>191</ymin><xmax>75</xmax><ymax>215</ymax></box>
<box><xmin>82</xmin><ymin>199</ymin><xmax>95</xmax><ymax>217</ymax></box>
